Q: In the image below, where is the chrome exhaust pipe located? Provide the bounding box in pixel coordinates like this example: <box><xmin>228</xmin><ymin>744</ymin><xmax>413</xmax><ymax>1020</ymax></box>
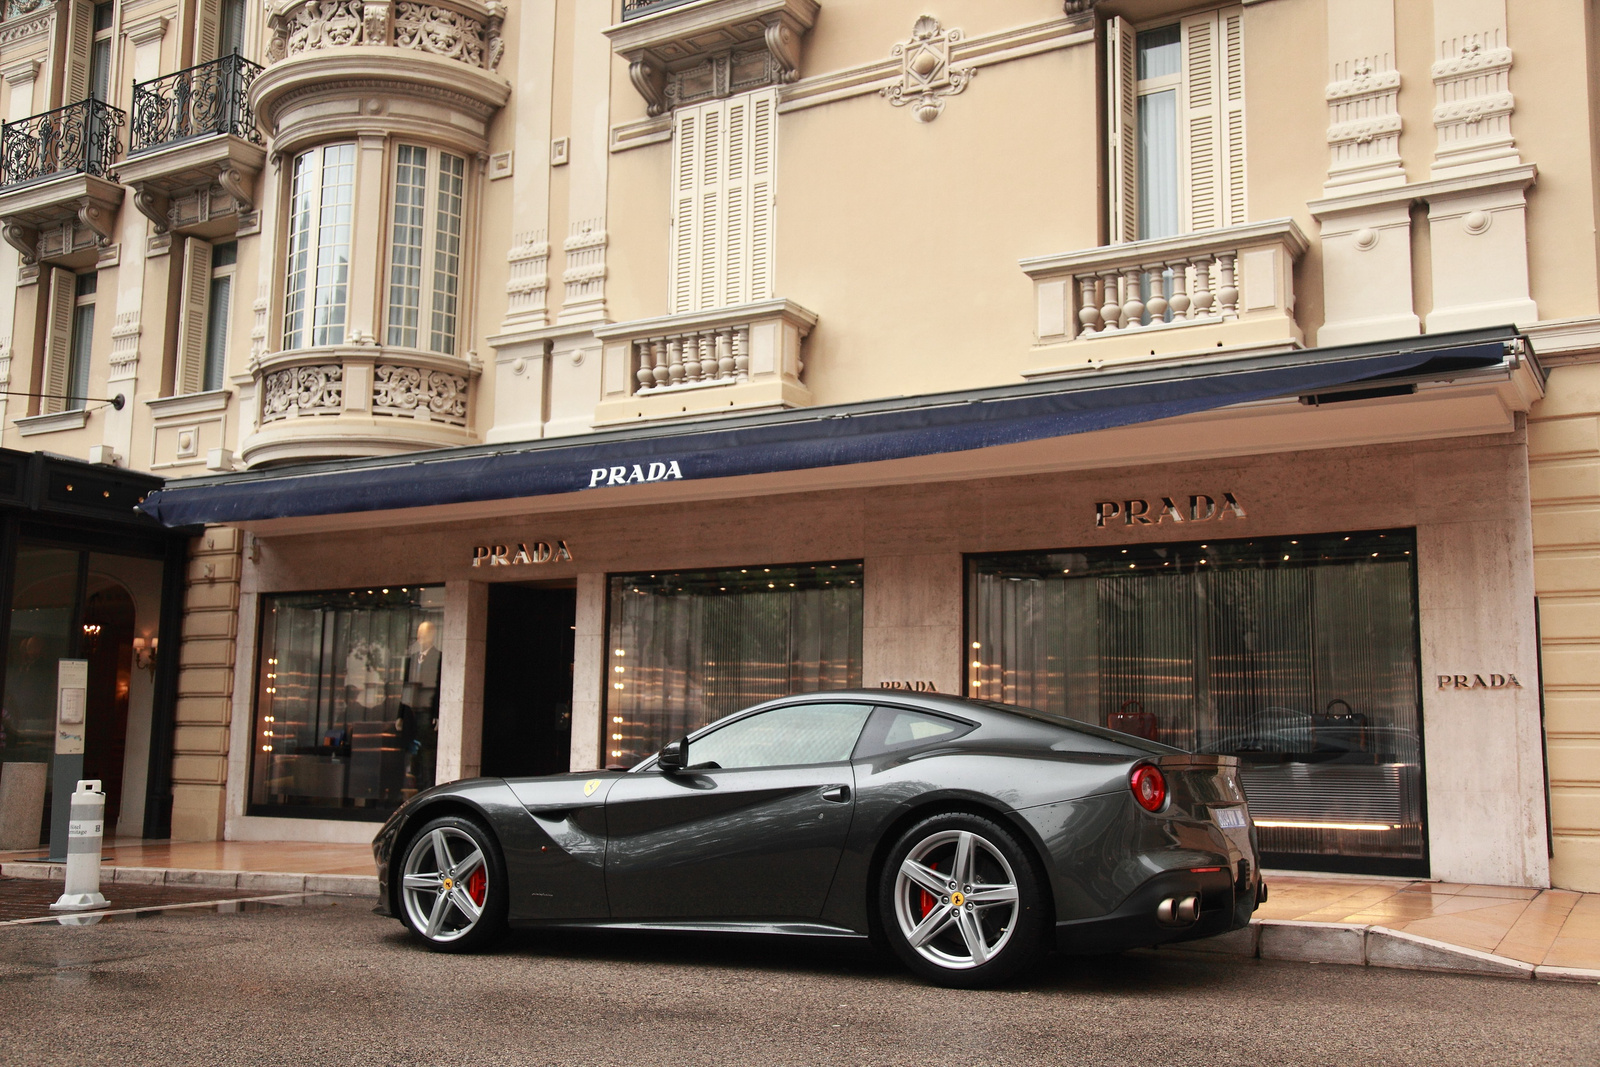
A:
<box><xmin>1156</xmin><ymin>894</ymin><xmax>1201</xmax><ymax>926</ymax></box>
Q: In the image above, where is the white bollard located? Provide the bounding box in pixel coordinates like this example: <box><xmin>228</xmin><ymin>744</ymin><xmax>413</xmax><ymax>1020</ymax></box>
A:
<box><xmin>49</xmin><ymin>780</ymin><xmax>108</xmax><ymax>913</ymax></box>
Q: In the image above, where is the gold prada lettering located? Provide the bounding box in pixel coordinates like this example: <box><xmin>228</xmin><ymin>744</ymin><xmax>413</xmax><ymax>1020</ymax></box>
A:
<box><xmin>1094</xmin><ymin>493</ymin><xmax>1242</xmax><ymax>529</ymax></box>
<box><xmin>470</xmin><ymin>540</ymin><xmax>574</xmax><ymax>568</ymax></box>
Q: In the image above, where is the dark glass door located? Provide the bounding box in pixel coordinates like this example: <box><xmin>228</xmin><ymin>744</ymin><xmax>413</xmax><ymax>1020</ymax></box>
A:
<box><xmin>480</xmin><ymin>585</ymin><xmax>575</xmax><ymax>779</ymax></box>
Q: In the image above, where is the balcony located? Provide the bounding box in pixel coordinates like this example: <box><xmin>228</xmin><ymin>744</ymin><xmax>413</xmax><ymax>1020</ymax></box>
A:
<box><xmin>592</xmin><ymin>299</ymin><xmax>816</xmax><ymax>425</ymax></box>
<box><xmin>252</xmin><ymin>0</ymin><xmax>510</xmax><ymax>150</ymax></box>
<box><xmin>0</xmin><ymin>98</ymin><xmax>126</xmax><ymax>269</ymax></box>
<box><xmin>119</xmin><ymin>54</ymin><xmax>266</xmax><ymax>240</ymax></box>
<box><xmin>239</xmin><ymin>348</ymin><xmax>481</xmax><ymax>468</ymax></box>
<box><xmin>1019</xmin><ymin>218</ymin><xmax>1310</xmax><ymax>376</ymax></box>
<box><xmin>607</xmin><ymin>0</ymin><xmax>819</xmax><ymax>116</ymax></box>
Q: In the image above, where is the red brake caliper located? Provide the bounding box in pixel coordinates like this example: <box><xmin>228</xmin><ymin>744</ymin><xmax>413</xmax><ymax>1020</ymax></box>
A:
<box><xmin>466</xmin><ymin>867</ymin><xmax>487</xmax><ymax>906</ymax></box>
<box><xmin>918</xmin><ymin>861</ymin><xmax>937</xmax><ymax>919</ymax></box>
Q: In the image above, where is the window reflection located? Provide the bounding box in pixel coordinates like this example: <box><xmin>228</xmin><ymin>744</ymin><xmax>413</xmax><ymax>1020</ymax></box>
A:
<box><xmin>606</xmin><ymin>562</ymin><xmax>864</xmax><ymax>768</ymax></box>
<box><xmin>968</xmin><ymin>531</ymin><xmax>1425</xmax><ymax>872</ymax></box>
<box><xmin>251</xmin><ymin>586</ymin><xmax>445</xmax><ymax>818</ymax></box>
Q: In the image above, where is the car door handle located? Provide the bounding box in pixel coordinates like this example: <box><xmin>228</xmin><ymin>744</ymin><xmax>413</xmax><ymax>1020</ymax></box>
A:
<box><xmin>820</xmin><ymin>785</ymin><xmax>850</xmax><ymax>803</ymax></box>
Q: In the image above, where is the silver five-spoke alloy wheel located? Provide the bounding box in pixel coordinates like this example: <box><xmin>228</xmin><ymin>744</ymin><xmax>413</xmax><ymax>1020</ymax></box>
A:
<box><xmin>401</xmin><ymin>825</ymin><xmax>490</xmax><ymax>943</ymax></box>
<box><xmin>893</xmin><ymin>828</ymin><xmax>1021</xmax><ymax>970</ymax></box>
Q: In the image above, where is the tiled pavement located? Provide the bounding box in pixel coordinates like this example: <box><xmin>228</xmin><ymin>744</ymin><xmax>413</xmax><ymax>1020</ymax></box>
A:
<box><xmin>3</xmin><ymin>839</ymin><xmax>1597</xmax><ymax>980</ymax></box>
<box><xmin>1256</xmin><ymin>874</ymin><xmax>1600</xmax><ymax>972</ymax></box>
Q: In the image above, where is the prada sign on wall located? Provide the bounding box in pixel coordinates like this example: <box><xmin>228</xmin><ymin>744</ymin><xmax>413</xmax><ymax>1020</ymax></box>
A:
<box><xmin>471</xmin><ymin>541</ymin><xmax>574</xmax><ymax>567</ymax></box>
<box><xmin>1096</xmin><ymin>493</ymin><xmax>1247</xmax><ymax>528</ymax></box>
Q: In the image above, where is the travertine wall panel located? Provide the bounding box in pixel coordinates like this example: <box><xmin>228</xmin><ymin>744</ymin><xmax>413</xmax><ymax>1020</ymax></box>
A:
<box><xmin>1530</xmin><ymin>363</ymin><xmax>1600</xmax><ymax>891</ymax></box>
<box><xmin>170</xmin><ymin>527</ymin><xmax>242</xmax><ymax>841</ymax></box>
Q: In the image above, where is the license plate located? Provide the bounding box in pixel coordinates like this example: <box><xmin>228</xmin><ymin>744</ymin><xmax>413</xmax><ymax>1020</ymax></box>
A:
<box><xmin>1214</xmin><ymin>807</ymin><xmax>1248</xmax><ymax>829</ymax></box>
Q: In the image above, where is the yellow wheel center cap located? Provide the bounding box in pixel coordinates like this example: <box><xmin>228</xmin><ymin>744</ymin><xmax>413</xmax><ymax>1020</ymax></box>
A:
<box><xmin>950</xmin><ymin>891</ymin><xmax>966</xmax><ymax>907</ymax></box>
<box><xmin>441</xmin><ymin>877</ymin><xmax>454</xmax><ymax>892</ymax></box>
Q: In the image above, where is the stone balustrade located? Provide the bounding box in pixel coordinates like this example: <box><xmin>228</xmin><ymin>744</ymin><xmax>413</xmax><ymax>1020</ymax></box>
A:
<box><xmin>242</xmin><ymin>348</ymin><xmax>479</xmax><ymax>466</ymax></box>
<box><xmin>594</xmin><ymin>298</ymin><xmax>817</xmax><ymax>425</ymax></box>
<box><xmin>265</xmin><ymin>0</ymin><xmax>506</xmax><ymax>71</ymax></box>
<box><xmin>1020</xmin><ymin>219</ymin><xmax>1310</xmax><ymax>357</ymax></box>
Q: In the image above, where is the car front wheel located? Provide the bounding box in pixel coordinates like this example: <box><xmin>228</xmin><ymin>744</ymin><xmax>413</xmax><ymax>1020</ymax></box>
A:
<box><xmin>879</xmin><ymin>812</ymin><xmax>1049</xmax><ymax>987</ymax></box>
<box><xmin>397</xmin><ymin>815</ymin><xmax>507</xmax><ymax>952</ymax></box>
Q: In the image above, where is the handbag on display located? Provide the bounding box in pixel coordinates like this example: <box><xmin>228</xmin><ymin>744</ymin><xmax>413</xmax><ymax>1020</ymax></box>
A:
<box><xmin>1107</xmin><ymin>698</ymin><xmax>1160</xmax><ymax>742</ymax></box>
<box><xmin>1312</xmin><ymin>697</ymin><xmax>1369</xmax><ymax>752</ymax></box>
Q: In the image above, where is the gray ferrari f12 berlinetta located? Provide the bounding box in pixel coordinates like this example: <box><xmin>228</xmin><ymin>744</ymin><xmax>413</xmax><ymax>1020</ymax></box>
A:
<box><xmin>373</xmin><ymin>691</ymin><xmax>1264</xmax><ymax>987</ymax></box>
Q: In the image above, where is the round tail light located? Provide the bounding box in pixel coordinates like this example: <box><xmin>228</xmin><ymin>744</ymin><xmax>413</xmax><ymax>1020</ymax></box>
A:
<box><xmin>1130</xmin><ymin>764</ymin><xmax>1167</xmax><ymax>812</ymax></box>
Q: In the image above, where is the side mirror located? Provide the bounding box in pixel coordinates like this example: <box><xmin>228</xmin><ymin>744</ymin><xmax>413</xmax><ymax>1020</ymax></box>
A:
<box><xmin>658</xmin><ymin>737</ymin><xmax>688</xmax><ymax>774</ymax></box>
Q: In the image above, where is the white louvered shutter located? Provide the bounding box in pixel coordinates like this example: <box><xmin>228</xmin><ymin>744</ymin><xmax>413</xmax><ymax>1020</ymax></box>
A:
<box><xmin>1218</xmin><ymin>7</ymin><xmax>1247</xmax><ymax>227</ymax></box>
<box><xmin>696</xmin><ymin>101</ymin><xmax>723</xmax><ymax>312</ymax></box>
<box><xmin>670</xmin><ymin>106</ymin><xmax>699</xmax><ymax>314</ymax></box>
<box><xmin>196</xmin><ymin>0</ymin><xmax>222</xmax><ymax>62</ymax></box>
<box><xmin>1180</xmin><ymin>11</ymin><xmax>1221</xmax><ymax>232</ymax></box>
<box><xmin>748</xmin><ymin>90</ymin><xmax>775</xmax><ymax>302</ymax></box>
<box><xmin>1106</xmin><ymin>17</ymin><xmax>1138</xmax><ymax>245</ymax></box>
<box><xmin>176</xmin><ymin>238</ymin><xmax>214</xmax><ymax>395</ymax></box>
<box><xmin>63</xmin><ymin>0</ymin><xmax>94</xmax><ymax>104</ymax></box>
<box><xmin>42</xmin><ymin>268</ymin><xmax>75</xmax><ymax>414</ymax></box>
<box><xmin>722</xmin><ymin>95</ymin><xmax>748</xmax><ymax>306</ymax></box>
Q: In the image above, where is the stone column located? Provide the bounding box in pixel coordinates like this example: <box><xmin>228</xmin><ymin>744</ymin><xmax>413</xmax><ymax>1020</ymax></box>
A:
<box><xmin>170</xmin><ymin>527</ymin><xmax>242</xmax><ymax>841</ymax></box>
<box><xmin>570</xmin><ymin>571</ymin><xmax>606</xmax><ymax>771</ymax></box>
<box><xmin>1430</xmin><ymin>0</ymin><xmax>1518</xmax><ymax>179</ymax></box>
<box><xmin>862</xmin><ymin>554</ymin><xmax>963</xmax><ymax>697</ymax></box>
<box><xmin>436</xmin><ymin>580</ymin><xmax>488</xmax><ymax>783</ymax></box>
<box><xmin>1323</xmin><ymin>0</ymin><xmax>1403</xmax><ymax>194</ymax></box>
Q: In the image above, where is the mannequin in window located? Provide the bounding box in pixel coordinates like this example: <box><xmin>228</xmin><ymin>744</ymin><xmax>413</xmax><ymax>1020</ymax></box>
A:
<box><xmin>396</xmin><ymin>620</ymin><xmax>441</xmax><ymax>791</ymax></box>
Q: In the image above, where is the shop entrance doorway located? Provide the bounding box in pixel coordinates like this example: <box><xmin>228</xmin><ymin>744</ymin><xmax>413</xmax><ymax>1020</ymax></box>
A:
<box><xmin>481</xmin><ymin>584</ymin><xmax>575</xmax><ymax>779</ymax></box>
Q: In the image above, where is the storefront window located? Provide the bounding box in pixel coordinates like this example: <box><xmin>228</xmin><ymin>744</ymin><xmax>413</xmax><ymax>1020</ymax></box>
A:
<box><xmin>606</xmin><ymin>562</ymin><xmax>863</xmax><ymax>768</ymax></box>
<box><xmin>968</xmin><ymin>531</ymin><xmax>1425</xmax><ymax>875</ymax></box>
<box><xmin>251</xmin><ymin>586</ymin><xmax>445</xmax><ymax>819</ymax></box>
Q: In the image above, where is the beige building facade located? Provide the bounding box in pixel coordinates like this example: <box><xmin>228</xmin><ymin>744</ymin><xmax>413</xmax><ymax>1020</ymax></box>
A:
<box><xmin>0</xmin><ymin>0</ymin><xmax>1596</xmax><ymax>891</ymax></box>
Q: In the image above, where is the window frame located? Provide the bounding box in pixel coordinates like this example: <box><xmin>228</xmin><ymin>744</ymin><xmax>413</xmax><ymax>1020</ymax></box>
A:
<box><xmin>202</xmin><ymin>240</ymin><xmax>237</xmax><ymax>392</ymax></box>
<box><xmin>385</xmin><ymin>143</ymin><xmax>467</xmax><ymax>355</ymax></box>
<box><xmin>281</xmin><ymin>142</ymin><xmax>357</xmax><ymax>351</ymax></box>
<box><xmin>64</xmin><ymin>271</ymin><xmax>97</xmax><ymax>412</ymax></box>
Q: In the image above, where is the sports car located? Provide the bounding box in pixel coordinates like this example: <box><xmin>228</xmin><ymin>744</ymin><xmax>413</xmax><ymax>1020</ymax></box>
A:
<box><xmin>372</xmin><ymin>691</ymin><xmax>1264</xmax><ymax>987</ymax></box>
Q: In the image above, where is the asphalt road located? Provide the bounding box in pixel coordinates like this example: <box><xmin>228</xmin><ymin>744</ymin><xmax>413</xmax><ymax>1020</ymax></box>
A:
<box><xmin>1</xmin><ymin>898</ymin><xmax>1596</xmax><ymax>1067</ymax></box>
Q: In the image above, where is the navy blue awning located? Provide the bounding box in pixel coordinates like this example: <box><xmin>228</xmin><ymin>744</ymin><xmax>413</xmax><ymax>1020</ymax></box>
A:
<box><xmin>137</xmin><ymin>329</ymin><xmax>1521</xmax><ymax>528</ymax></box>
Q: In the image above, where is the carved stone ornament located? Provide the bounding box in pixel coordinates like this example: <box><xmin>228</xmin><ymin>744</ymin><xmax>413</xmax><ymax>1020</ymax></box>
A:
<box><xmin>261</xmin><ymin>364</ymin><xmax>344</xmax><ymax>422</ymax></box>
<box><xmin>372</xmin><ymin>364</ymin><xmax>469</xmax><ymax>423</ymax></box>
<box><xmin>881</xmin><ymin>16</ymin><xmax>974</xmax><ymax>123</ymax></box>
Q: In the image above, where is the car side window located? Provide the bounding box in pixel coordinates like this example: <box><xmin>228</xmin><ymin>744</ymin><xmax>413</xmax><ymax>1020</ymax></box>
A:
<box><xmin>687</xmin><ymin>702</ymin><xmax>874</xmax><ymax>770</ymax></box>
<box><xmin>853</xmin><ymin>705</ymin><xmax>975</xmax><ymax>760</ymax></box>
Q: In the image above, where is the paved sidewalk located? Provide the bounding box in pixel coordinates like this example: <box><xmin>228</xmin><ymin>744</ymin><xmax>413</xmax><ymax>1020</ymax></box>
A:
<box><xmin>4</xmin><ymin>838</ymin><xmax>1597</xmax><ymax>981</ymax></box>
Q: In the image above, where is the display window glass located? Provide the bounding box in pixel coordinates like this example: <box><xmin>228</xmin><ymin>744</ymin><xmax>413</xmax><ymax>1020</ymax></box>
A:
<box><xmin>251</xmin><ymin>586</ymin><xmax>445</xmax><ymax>819</ymax></box>
<box><xmin>968</xmin><ymin>530</ymin><xmax>1426</xmax><ymax>876</ymax></box>
<box><xmin>605</xmin><ymin>562</ymin><xmax>863</xmax><ymax>768</ymax></box>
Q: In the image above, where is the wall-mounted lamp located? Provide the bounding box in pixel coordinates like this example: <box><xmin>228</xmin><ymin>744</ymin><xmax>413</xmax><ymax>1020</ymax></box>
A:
<box><xmin>132</xmin><ymin>636</ymin><xmax>158</xmax><ymax>673</ymax></box>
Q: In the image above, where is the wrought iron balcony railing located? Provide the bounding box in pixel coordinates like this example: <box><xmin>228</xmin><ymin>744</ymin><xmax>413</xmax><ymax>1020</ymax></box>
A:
<box><xmin>0</xmin><ymin>98</ymin><xmax>125</xmax><ymax>188</ymax></box>
<box><xmin>131</xmin><ymin>53</ymin><xmax>263</xmax><ymax>153</ymax></box>
<box><xmin>621</xmin><ymin>0</ymin><xmax>701</xmax><ymax>20</ymax></box>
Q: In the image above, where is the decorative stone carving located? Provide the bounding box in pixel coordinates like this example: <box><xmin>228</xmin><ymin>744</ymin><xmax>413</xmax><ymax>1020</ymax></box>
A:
<box><xmin>1431</xmin><ymin>30</ymin><xmax>1517</xmax><ymax>176</ymax></box>
<box><xmin>249</xmin><ymin>287</ymin><xmax>270</xmax><ymax>370</ymax></box>
<box><xmin>373</xmin><ymin>364</ymin><xmax>469</xmax><ymax>423</ymax></box>
<box><xmin>284</xmin><ymin>1</ymin><xmax>366</xmax><ymax>55</ymax></box>
<box><xmin>261</xmin><ymin>364</ymin><xmax>344</xmax><ymax>421</ymax></box>
<box><xmin>1325</xmin><ymin>56</ymin><xmax>1403</xmax><ymax>191</ymax></box>
<box><xmin>109</xmin><ymin>313</ymin><xmax>142</xmax><ymax>381</ymax></box>
<box><xmin>561</xmin><ymin>218</ymin><xmax>607</xmax><ymax>317</ymax></box>
<box><xmin>504</xmin><ymin>230</ymin><xmax>550</xmax><ymax>323</ymax></box>
<box><xmin>267</xmin><ymin>0</ymin><xmax>500</xmax><ymax>70</ymax></box>
<box><xmin>881</xmin><ymin>16</ymin><xmax>975</xmax><ymax>123</ymax></box>
<box><xmin>394</xmin><ymin>3</ymin><xmax>485</xmax><ymax>66</ymax></box>
<box><xmin>606</xmin><ymin>0</ymin><xmax>820</xmax><ymax>115</ymax></box>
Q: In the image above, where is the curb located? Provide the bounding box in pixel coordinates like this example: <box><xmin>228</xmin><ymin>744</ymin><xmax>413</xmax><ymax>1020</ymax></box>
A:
<box><xmin>1</xmin><ymin>861</ymin><xmax>379</xmax><ymax>899</ymax></box>
<box><xmin>1165</xmin><ymin>918</ymin><xmax>1600</xmax><ymax>985</ymax></box>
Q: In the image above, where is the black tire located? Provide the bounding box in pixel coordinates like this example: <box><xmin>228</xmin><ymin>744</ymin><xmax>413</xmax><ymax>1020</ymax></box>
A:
<box><xmin>396</xmin><ymin>814</ymin><xmax>508</xmax><ymax>953</ymax></box>
<box><xmin>877</xmin><ymin>811</ymin><xmax>1050</xmax><ymax>988</ymax></box>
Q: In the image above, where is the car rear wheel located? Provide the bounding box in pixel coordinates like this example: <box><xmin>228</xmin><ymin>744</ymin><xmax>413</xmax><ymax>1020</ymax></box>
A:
<box><xmin>879</xmin><ymin>812</ymin><xmax>1048</xmax><ymax>987</ymax></box>
<box><xmin>398</xmin><ymin>815</ymin><xmax>507</xmax><ymax>952</ymax></box>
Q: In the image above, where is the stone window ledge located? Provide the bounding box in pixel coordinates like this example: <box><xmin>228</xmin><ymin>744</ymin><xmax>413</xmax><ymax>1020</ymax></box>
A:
<box><xmin>15</xmin><ymin>408</ymin><xmax>89</xmax><ymax>436</ymax></box>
